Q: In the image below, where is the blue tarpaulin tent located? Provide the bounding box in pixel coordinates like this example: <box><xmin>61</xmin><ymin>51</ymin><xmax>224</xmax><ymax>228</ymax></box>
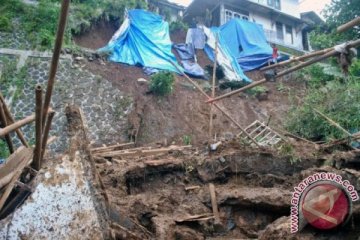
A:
<box><xmin>99</xmin><ymin>9</ymin><xmax>182</xmax><ymax>73</ymax></box>
<box><xmin>205</xmin><ymin>19</ymin><xmax>274</xmax><ymax>72</ymax></box>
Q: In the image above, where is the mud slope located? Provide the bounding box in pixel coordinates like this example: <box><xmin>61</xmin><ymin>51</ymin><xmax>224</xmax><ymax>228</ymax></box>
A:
<box><xmin>75</xmin><ymin>22</ymin><xmax>306</xmax><ymax>146</ymax></box>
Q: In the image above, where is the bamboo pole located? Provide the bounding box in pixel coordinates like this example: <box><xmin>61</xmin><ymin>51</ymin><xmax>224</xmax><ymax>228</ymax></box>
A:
<box><xmin>0</xmin><ymin>115</ymin><xmax>35</xmax><ymax>137</ymax></box>
<box><xmin>0</xmin><ymin>93</ymin><xmax>29</xmax><ymax>147</ymax></box>
<box><xmin>40</xmin><ymin>111</ymin><xmax>55</xmax><ymax>163</ymax></box>
<box><xmin>337</xmin><ymin>17</ymin><xmax>360</xmax><ymax>33</ymax></box>
<box><xmin>0</xmin><ymin>102</ymin><xmax>14</xmax><ymax>153</ymax></box>
<box><xmin>170</xmin><ymin>61</ymin><xmax>260</xmax><ymax>148</ymax></box>
<box><xmin>209</xmin><ymin>35</ymin><xmax>218</xmax><ymax>141</ymax></box>
<box><xmin>260</xmin><ymin>47</ymin><xmax>333</xmax><ymax>71</ymax></box>
<box><xmin>33</xmin><ymin>85</ymin><xmax>43</xmax><ymax>171</ymax></box>
<box><xmin>207</xmin><ymin>39</ymin><xmax>360</xmax><ymax>104</ymax></box>
<box><xmin>42</xmin><ymin>0</ymin><xmax>70</xmax><ymax>128</ymax></box>
<box><xmin>312</xmin><ymin>108</ymin><xmax>352</xmax><ymax>137</ymax></box>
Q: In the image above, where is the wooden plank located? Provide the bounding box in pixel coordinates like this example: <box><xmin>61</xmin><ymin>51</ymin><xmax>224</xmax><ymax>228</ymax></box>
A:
<box><xmin>175</xmin><ymin>213</ymin><xmax>214</xmax><ymax>223</ymax></box>
<box><xmin>91</xmin><ymin>142</ymin><xmax>135</xmax><ymax>153</ymax></box>
<box><xmin>94</xmin><ymin>145</ymin><xmax>192</xmax><ymax>158</ymax></box>
<box><xmin>209</xmin><ymin>183</ymin><xmax>220</xmax><ymax>223</ymax></box>
<box><xmin>209</xmin><ymin>35</ymin><xmax>219</xmax><ymax>141</ymax></box>
<box><xmin>144</xmin><ymin>158</ymin><xmax>182</xmax><ymax>167</ymax></box>
<box><xmin>0</xmin><ymin>147</ymin><xmax>33</xmax><ymax>189</ymax></box>
<box><xmin>185</xmin><ymin>185</ymin><xmax>201</xmax><ymax>191</ymax></box>
<box><xmin>0</xmin><ymin>150</ymin><xmax>33</xmax><ymax>210</ymax></box>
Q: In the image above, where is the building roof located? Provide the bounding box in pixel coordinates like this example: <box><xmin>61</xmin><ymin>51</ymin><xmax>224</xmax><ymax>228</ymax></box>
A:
<box><xmin>300</xmin><ymin>11</ymin><xmax>324</xmax><ymax>25</ymax></box>
<box><xmin>184</xmin><ymin>0</ymin><xmax>304</xmax><ymax>24</ymax></box>
<box><xmin>149</xmin><ymin>0</ymin><xmax>186</xmax><ymax>11</ymax></box>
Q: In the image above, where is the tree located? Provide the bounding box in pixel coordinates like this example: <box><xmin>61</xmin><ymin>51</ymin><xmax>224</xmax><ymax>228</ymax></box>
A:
<box><xmin>310</xmin><ymin>0</ymin><xmax>360</xmax><ymax>50</ymax></box>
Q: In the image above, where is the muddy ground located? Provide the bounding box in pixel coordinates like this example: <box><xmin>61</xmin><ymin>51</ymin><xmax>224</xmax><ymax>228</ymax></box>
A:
<box><xmin>71</xmin><ymin>23</ymin><xmax>360</xmax><ymax>239</ymax></box>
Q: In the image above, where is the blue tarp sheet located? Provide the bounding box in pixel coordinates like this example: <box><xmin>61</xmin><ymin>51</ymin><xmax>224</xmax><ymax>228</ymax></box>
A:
<box><xmin>208</xmin><ymin>19</ymin><xmax>274</xmax><ymax>72</ymax></box>
<box><xmin>99</xmin><ymin>9</ymin><xmax>182</xmax><ymax>73</ymax></box>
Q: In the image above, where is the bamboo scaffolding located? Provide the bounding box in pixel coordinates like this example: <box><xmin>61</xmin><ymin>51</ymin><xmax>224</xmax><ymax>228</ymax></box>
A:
<box><xmin>207</xmin><ymin>39</ymin><xmax>360</xmax><ymax>104</ymax></box>
<box><xmin>33</xmin><ymin>85</ymin><xmax>43</xmax><ymax>171</ymax></box>
<box><xmin>0</xmin><ymin>102</ymin><xmax>14</xmax><ymax>153</ymax></box>
<box><xmin>337</xmin><ymin>17</ymin><xmax>360</xmax><ymax>33</ymax></box>
<box><xmin>42</xmin><ymin>0</ymin><xmax>70</xmax><ymax>129</ymax></box>
<box><xmin>170</xmin><ymin>61</ymin><xmax>261</xmax><ymax>148</ymax></box>
<box><xmin>260</xmin><ymin>47</ymin><xmax>333</xmax><ymax>71</ymax></box>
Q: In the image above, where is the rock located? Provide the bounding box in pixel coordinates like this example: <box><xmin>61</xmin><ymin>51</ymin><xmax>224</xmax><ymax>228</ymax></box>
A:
<box><xmin>137</xmin><ymin>78</ymin><xmax>148</xmax><ymax>84</ymax></box>
<box><xmin>219</xmin><ymin>157</ymin><xmax>226</xmax><ymax>163</ymax></box>
<box><xmin>75</xmin><ymin>56</ymin><xmax>84</xmax><ymax>61</ymax></box>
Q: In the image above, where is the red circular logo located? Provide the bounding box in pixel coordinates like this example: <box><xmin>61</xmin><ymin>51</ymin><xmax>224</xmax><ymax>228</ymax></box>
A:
<box><xmin>301</xmin><ymin>183</ymin><xmax>350</xmax><ymax>230</ymax></box>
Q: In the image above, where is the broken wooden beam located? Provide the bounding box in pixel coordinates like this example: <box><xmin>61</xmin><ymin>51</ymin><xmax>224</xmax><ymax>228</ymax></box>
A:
<box><xmin>91</xmin><ymin>142</ymin><xmax>135</xmax><ymax>153</ymax></box>
<box><xmin>0</xmin><ymin>102</ymin><xmax>14</xmax><ymax>153</ymax></box>
<box><xmin>175</xmin><ymin>213</ymin><xmax>214</xmax><ymax>223</ymax></box>
<box><xmin>209</xmin><ymin>183</ymin><xmax>220</xmax><ymax>223</ymax></box>
<box><xmin>0</xmin><ymin>147</ymin><xmax>33</xmax><ymax>189</ymax></box>
<box><xmin>0</xmin><ymin>149</ymin><xmax>33</xmax><ymax>211</ymax></box>
<box><xmin>312</xmin><ymin>108</ymin><xmax>352</xmax><ymax>137</ymax></box>
<box><xmin>185</xmin><ymin>185</ymin><xmax>201</xmax><ymax>191</ymax></box>
<box><xmin>337</xmin><ymin>17</ymin><xmax>360</xmax><ymax>33</ymax></box>
<box><xmin>94</xmin><ymin>145</ymin><xmax>192</xmax><ymax>158</ymax></box>
<box><xmin>144</xmin><ymin>158</ymin><xmax>182</xmax><ymax>167</ymax></box>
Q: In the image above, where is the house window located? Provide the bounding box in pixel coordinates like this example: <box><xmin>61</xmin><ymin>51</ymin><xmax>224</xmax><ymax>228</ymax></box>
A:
<box><xmin>276</xmin><ymin>22</ymin><xmax>284</xmax><ymax>40</ymax></box>
<box><xmin>224</xmin><ymin>9</ymin><xmax>249</xmax><ymax>23</ymax></box>
<box><xmin>225</xmin><ymin>10</ymin><xmax>233</xmax><ymax>23</ymax></box>
<box><xmin>285</xmin><ymin>24</ymin><xmax>293</xmax><ymax>44</ymax></box>
<box><xmin>267</xmin><ymin>0</ymin><xmax>281</xmax><ymax>10</ymax></box>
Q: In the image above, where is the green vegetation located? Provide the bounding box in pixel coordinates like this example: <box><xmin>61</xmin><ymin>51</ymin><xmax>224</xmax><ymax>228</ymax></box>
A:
<box><xmin>169</xmin><ymin>20</ymin><xmax>188</xmax><ymax>33</ymax></box>
<box><xmin>0</xmin><ymin>140</ymin><xmax>10</xmax><ymax>160</ymax></box>
<box><xmin>182</xmin><ymin>135</ymin><xmax>192</xmax><ymax>145</ymax></box>
<box><xmin>0</xmin><ymin>0</ymin><xmax>147</xmax><ymax>49</ymax></box>
<box><xmin>309</xmin><ymin>0</ymin><xmax>360</xmax><ymax>50</ymax></box>
<box><xmin>149</xmin><ymin>71</ymin><xmax>175</xmax><ymax>96</ymax></box>
<box><xmin>0</xmin><ymin>60</ymin><xmax>27</xmax><ymax>102</ymax></box>
<box><xmin>286</xmin><ymin>61</ymin><xmax>360</xmax><ymax>141</ymax></box>
<box><xmin>0</xmin><ymin>16</ymin><xmax>11</xmax><ymax>32</ymax></box>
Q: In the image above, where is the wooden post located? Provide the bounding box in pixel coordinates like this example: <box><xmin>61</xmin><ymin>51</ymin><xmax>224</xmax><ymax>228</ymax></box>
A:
<box><xmin>0</xmin><ymin>102</ymin><xmax>14</xmax><ymax>153</ymax></box>
<box><xmin>207</xmin><ymin>38</ymin><xmax>360</xmax><ymax>104</ymax></box>
<box><xmin>170</xmin><ymin>61</ymin><xmax>260</xmax><ymax>148</ymax></box>
<box><xmin>33</xmin><ymin>85</ymin><xmax>43</xmax><ymax>171</ymax></box>
<box><xmin>337</xmin><ymin>17</ymin><xmax>360</xmax><ymax>33</ymax></box>
<box><xmin>260</xmin><ymin>48</ymin><xmax>333</xmax><ymax>71</ymax></box>
<box><xmin>209</xmin><ymin>35</ymin><xmax>218</xmax><ymax>141</ymax></box>
<box><xmin>0</xmin><ymin>93</ymin><xmax>29</xmax><ymax>147</ymax></box>
<box><xmin>40</xmin><ymin>111</ymin><xmax>55</xmax><ymax>164</ymax></box>
<box><xmin>42</xmin><ymin>0</ymin><xmax>70</xmax><ymax>128</ymax></box>
<box><xmin>209</xmin><ymin>183</ymin><xmax>220</xmax><ymax>223</ymax></box>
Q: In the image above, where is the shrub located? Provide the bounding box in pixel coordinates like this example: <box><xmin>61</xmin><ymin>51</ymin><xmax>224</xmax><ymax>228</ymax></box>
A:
<box><xmin>286</xmin><ymin>77</ymin><xmax>360</xmax><ymax>141</ymax></box>
<box><xmin>0</xmin><ymin>16</ymin><xmax>12</xmax><ymax>32</ymax></box>
<box><xmin>149</xmin><ymin>71</ymin><xmax>175</xmax><ymax>96</ymax></box>
<box><xmin>169</xmin><ymin>20</ymin><xmax>188</xmax><ymax>33</ymax></box>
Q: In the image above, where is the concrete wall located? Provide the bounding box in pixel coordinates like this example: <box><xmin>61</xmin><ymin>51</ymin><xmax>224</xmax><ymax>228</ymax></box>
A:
<box><xmin>248</xmin><ymin>0</ymin><xmax>301</xmax><ymax>18</ymax></box>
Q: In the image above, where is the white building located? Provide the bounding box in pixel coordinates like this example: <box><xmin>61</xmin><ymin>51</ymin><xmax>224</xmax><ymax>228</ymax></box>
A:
<box><xmin>184</xmin><ymin>0</ymin><xmax>311</xmax><ymax>52</ymax></box>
